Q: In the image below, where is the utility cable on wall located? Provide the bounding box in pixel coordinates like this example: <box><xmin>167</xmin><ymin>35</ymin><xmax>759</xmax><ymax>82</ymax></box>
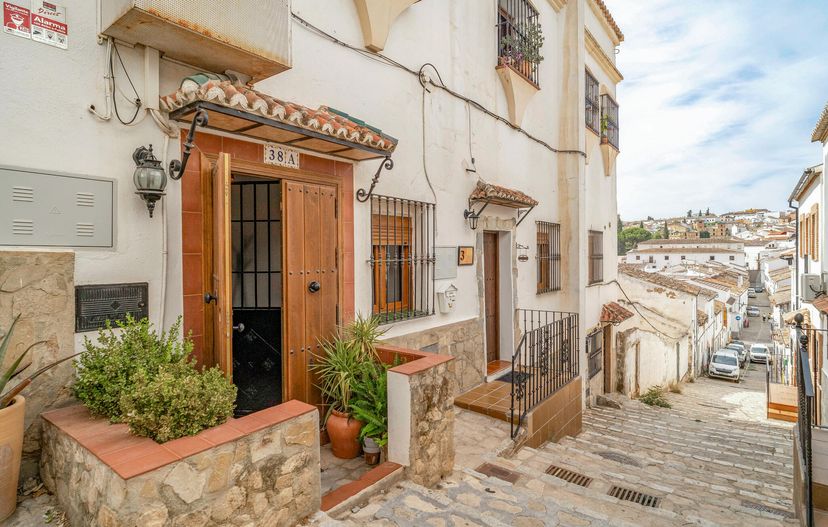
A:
<box><xmin>607</xmin><ymin>279</ymin><xmax>686</xmax><ymax>340</ymax></box>
<box><xmin>291</xmin><ymin>13</ymin><xmax>587</xmax><ymax>159</ymax></box>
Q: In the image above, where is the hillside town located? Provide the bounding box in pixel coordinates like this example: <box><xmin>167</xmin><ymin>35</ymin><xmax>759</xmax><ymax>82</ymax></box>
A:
<box><xmin>0</xmin><ymin>1</ymin><xmax>826</xmax><ymax>526</ymax></box>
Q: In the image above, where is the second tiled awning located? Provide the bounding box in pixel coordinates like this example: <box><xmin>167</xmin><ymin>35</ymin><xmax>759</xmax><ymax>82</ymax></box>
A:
<box><xmin>469</xmin><ymin>181</ymin><xmax>539</xmax><ymax>209</ymax></box>
<box><xmin>161</xmin><ymin>78</ymin><xmax>398</xmax><ymax>161</ymax></box>
<box><xmin>601</xmin><ymin>302</ymin><xmax>634</xmax><ymax>325</ymax></box>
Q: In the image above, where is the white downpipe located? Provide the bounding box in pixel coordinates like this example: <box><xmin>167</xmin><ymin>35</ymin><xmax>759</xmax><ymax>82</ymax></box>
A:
<box><xmin>159</xmin><ymin>133</ymin><xmax>170</xmax><ymax>329</ymax></box>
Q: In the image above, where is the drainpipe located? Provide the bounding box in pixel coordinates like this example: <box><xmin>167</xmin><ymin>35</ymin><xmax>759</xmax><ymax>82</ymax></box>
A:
<box><xmin>790</xmin><ymin>198</ymin><xmax>800</xmax><ymax>310</ymax></box>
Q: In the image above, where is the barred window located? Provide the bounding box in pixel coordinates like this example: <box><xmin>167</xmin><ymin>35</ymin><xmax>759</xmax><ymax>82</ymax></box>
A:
<box><xmin>587</xmin><ymin>329</ymin><xmax>603</xmax><ymax>379</ymax></box>
<box><xmin>588</xmin><ymin>230</ymin><xmax>603</xmax><ymax>284</ymax></box>
<box><xmin>600</xmin><ymin>94</ymin><xmax>619</xmax><ymax>149</ymax></box>
<box><xmin>585</xmin><ymin>70</ymin><xmax>600</xmax><ymax>134</ymax></box>
<box><xmin>536</xmin><ymin>221</ymin><xmax>561</xmax><ymax>293</ymax></box>
<box><xmin>370</xmin><ymin>195</ymin><xmax>435</xmax><ymax>324</ymax></box>
<box><xmin>497</xmin><ymin>0</ymin><xmax>541</xmax><ymax>86</ymax></box>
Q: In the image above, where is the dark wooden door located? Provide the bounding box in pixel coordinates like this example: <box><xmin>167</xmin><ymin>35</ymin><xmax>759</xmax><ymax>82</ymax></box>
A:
<box><xmin>484</xmin><ymin>232</ymin><xmax>500</xmax><ymax>364</ymax></box>
<box><xmin>283</xmin><ymin>181</ymin><xmax>338</xmax><ymax>412</ymax></box>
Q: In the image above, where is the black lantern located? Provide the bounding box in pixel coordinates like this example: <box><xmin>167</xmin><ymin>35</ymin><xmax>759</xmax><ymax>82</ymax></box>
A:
<box><xmin>463</xmin><ymin>209</ymin><xmax>480</xmax><ymax>230</ymax></box>
<box><xmin>133</xmin><ymin>145</ymin><xmax>167</xmax><ymax>218</ymax></box>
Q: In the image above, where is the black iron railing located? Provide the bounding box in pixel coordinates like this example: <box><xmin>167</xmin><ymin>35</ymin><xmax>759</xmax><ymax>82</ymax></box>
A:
<box><xmin>510</xmin><ymin>309</ymin><xmax>579</xmax><ymax>439</ymax></box>
<box><xmin>601</xmin><ymin>93</ymin><xmax>619</xmax><ymax>150</ymax></box>
<box><xmin>585</xmin><ymin>70</ymin><xmax>600</xmax><ymax>134</ymax></box>
<box><xmin>497</xmin><ymin>0</ymin><xmax>541</xmax><ymax>86</ymax></box>
<box><xmin>796</xmin><ymin>327</ymin><xmax>815</xmax><ymax>527</ymax></box>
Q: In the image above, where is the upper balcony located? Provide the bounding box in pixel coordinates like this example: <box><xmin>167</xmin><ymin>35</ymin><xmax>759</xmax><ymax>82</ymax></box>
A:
<box><xmin>101</xmin><ymin>0</ymin><xmax>292</xmax><ymax>82</ymax></box>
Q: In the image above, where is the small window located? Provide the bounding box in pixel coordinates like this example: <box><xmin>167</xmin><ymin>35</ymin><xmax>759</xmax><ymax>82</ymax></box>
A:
<box><xmin>497</xmin><ymin>0</ymin><xmax>541</xmax><ymax>86</ymax></box>
<box><xmin>680</xmin><ymin>255</ymin><xmax>686</xmax><ymax>260</ymax></box>
<box><xmin>536</xmin><ymin>221</ymin><xmax>561</xmax><ymax>293</ymax></box>
<box><xmin>585</xmin><ymin>70</ymin><xmax>600</xmax><ymax>133</ymax></box>
<box><xmin>600</xmin><ymin>94</ymin><xmax>620</xmax><ymax>149</ymax></box>
<box><xmin>635</xmin><ymin>255</ymin><xmax>641</xmax><ymax>261</ymax></box>
<box><xmin>709</xmin><ymin>255</ymin><xmax>715</xmax><ymax>261</ymax></box>
<box><xmin>587</xmin><ymin>329</ymin><xmax>603</xmax><ymax>378</ymax></box>
<box><xmin>589</xmin><ymin>230</ymin><xmax>603</xmax><ymax>284</ymax></box>
<box><xmin>729</xmin><ymin>255</ymin><xmax>735</xmax><ymax>261</ymax></box>
<box><xmin>664</xmin><ymin>255</ymin><xmax>669</xmax><ymax>260</ymax></box>
<box><xmin>370</xmin><ymin>195</ymin><xmax>435</xmax><ymax>323</ymax></box>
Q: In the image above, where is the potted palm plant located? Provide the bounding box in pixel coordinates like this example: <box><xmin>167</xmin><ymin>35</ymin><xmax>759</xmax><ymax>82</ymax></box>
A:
<box><xmin>313</xmin><ymin>338</ymin><xmax>364</xmax><ymax>459</ymax></box>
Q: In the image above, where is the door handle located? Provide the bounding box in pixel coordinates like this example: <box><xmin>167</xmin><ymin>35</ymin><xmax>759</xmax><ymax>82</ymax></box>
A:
<box><xmin>233</xmin><ymin>323</ymin><xmax>245</xmax><ymax>333</ymax></box>
<box><xmin>308</xmin><ymin>281</ymin><xmax>321</xmax><ymax>293</ymax></box>
<box><xmin>204</xmin><ymin>292</ymin><xmax>217</xmax><ymax>304</ymax></box>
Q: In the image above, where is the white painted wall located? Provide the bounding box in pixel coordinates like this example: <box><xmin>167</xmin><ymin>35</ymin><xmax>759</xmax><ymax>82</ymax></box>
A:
<box><xmin>625</xmin><ymin>250</ymin><xmax>746</xmax><ymax>270</ymax></box>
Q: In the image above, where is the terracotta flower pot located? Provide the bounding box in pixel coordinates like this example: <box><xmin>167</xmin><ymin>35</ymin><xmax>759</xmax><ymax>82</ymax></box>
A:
<box><xmin>0</xmin><ymin>396</ymin><xmax>25</xmax><ymax>522</ymax></box>
<box><xmin>326</xmin><ymin>410</ymin><xmax>363</xmax><ymax>459</ymax></box>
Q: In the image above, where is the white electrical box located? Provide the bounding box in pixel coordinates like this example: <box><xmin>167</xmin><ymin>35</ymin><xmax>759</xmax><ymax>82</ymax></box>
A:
<box><xmin>801</xmin><ymin>274</ymin><xmax>823</xmax><ymax>302</ymax></box>
<box><xmin>436</xmin><ymin>283</ymin><xmax>458</xmax><ymax>314</ymax></box>
<box><xmin>0</xmin><ymin>167</ymin><xmax>114</xmax><ymax>248</ymax></box>
<box><xmin>101</xmin><ymin>1</ymin><xmax>292</xmax><ymax>82</ymax></box>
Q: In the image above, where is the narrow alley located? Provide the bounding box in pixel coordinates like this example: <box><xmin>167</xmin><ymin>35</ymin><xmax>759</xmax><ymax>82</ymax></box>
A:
<box><xmin>324</xmin><ymin>364</ymin><xmax>795</xmax><ymax>527</ymax></box>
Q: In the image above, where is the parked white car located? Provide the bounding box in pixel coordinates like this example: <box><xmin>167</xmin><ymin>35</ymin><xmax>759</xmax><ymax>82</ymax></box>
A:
<box><xmin>746</xmin><ymin>307</ymin><xmax>761</xmax><ymax>317</ymax></box>
<box><xmin>749</xmin><ymin>344</ymin><xmax>770</xmax><ymax>363</ymax></box>
<box><xmin>709</xmin><ymin>350</ymin><xmax>741</xmax><ymax>382</ymax></box>
<box><xmin>725</xmin><ymin>342</ymin><xmax>747</xmax><ymax>365</ymax></box>
<box><xmin>748</xmin><ymin>288</ymin><xmax>757</xmax><ymax>298</ymax></box>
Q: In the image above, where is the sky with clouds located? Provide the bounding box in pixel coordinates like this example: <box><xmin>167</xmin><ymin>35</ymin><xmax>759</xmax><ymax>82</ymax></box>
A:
<box><xmin>611</xmin><ymin>0</ymin><xmax>828</xmax><ymax>220</ymax></box>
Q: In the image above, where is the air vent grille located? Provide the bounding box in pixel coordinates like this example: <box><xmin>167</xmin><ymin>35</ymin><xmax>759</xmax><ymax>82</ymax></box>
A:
<box><xmin>12</xmin><ymin>186</ymin><xmax>34</xmax><ymax>202</ymax></box>
<box><xmin>76</xmin><ymin>192</ymin><xmax>95</xmax><ymax>207</ymax></box>
<box><xmin>12</xmin><ymin>219</ymin><xmax>34</xmax><ymax>235</ymax></box>
<box><xmin>76</xmin><ymin>223</ymin><xmax>95</xmax><ymax>237</ymax></box>
<box><xmin>545</xmin><ymin>465</ymin><xmax>593</xmax><ymax>487</ymax></box>
<box><xmin>608</xmin><ymin>485</ymin><xmax>661</xmax><ymax>508</ymax></box>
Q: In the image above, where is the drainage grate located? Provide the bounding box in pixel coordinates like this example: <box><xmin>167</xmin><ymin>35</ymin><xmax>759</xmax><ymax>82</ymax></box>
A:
<box><xmin>545</xmin><ymin>465</ymin><xmax>593</xmax><ymax>487</ymax></box>
<box><xmin>608</xmin><ymin>485</ymin><xmax>661</xmax><ymax>508</ymax></box>
<box><xmin>740</xmin><ymin>500</ymin><xmax>795</xmax><ymax>519</ymax></box>
<box><xmin>475</xmin><ymin>463</ymin><xmax>520</xmax><ymax>484</ymax></box>
<box><xmin>597</xmin><ymin>451</ymin><xmax>642</xmax><ymax>467</ymax></box>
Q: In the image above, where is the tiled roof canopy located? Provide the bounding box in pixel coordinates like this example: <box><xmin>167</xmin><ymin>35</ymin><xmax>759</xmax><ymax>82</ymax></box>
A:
<box><xmin>469</xmin><ymin>182</ymin><xmax>538</xmax><ymax>209</ymax></box>
<box><xmin>161</xmin><ymin>79</ymin><xmax>398</xmax><ymax>161</ymax></box>
<box><xmin>601</xmin><ymin>302</ymin><xmax>633</xmax><ymax>324</ymax></box>
<box><xmin>619</xmin><ymin>264</ymin><xmax>717</xmax><ymax>299</ymax></box>
<box><xmin>783</xmin><ymin>307</ymin><xmax>811</xmax><ymax>327</ymax></box>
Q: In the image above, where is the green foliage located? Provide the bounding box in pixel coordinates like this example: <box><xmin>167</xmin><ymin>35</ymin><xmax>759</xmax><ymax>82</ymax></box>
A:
<box><xmin>699</xmin><ymin>230</ymin><xmax>711</xmax><ymax>239</ymax></box>
<box><xmin>662</xmin><ymin>222</ymin><xmax>670</xmax><ymax>239</ymax></box>
<box><xmin>0</xmin><ymin>315</ymin><xmax>25</xmax><ymax>401</ymax></box>
<box><xmin>120</xmin><ymin>361</ymin><xmax>236</xmax><ymax>442</ymax></box>
<box><xmin>312</xmin><ymin>338</ymin><xmax>363</xmax><ymax>417</ymax></box>
<box><xmin>73</xmin><ymin>316</ymin><xmax>191</xmax><ymax>421</ymax></box>
<box><xmin>618</xmin><ymin>227</ymin><xmax>652</xmax><ymax>255</ymax></box>
<box><xmin>500</xmin><ymin>22</ymin><xmax>545</xmax><ymax>65</ymax></box>
<box><xmin>342</xmin><ymin>314</ymin><xmax>386</xmax><ymax>361</ymax></box>
<box><xmin>638</xmin><ymin>385</ymin><xmax>671</xmax><ymax>408</ymax></box>
<box><xmin>350</xmin><ymin>361</ymin><xmax>388</xmax><ymax>447</ymax></box>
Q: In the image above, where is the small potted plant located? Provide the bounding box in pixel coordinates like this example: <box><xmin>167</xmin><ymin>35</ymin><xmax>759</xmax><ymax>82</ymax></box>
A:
<box><xmin>600</xmin><ymin>114</ymin><xmax>610</xmax><ymax>144</ymax></box>
<box><xmin>313</xmin><ymin>338</ymin><xmax>364</xmax><ymax>459</ymax></box>
<box><xmin>499</xmin><ymin>22</ymin><xmax>545</xmax><ymax>78</ymax></box>
<box><xmin>350</xmin><ymin>361</ymin><xmax>388</xmax><ymax>465</ymax></box>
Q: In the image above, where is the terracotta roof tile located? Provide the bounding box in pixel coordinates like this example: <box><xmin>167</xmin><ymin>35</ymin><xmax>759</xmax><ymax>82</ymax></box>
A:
<box><xmin>714</xmin><ymin>300</ymin><xmax>725</xmax><ymax>314</ymax></box>
<box><xmin>469</xmin><ymin>181</ymin><xmax>538</xmax><ymax>208</ymax></box>
<box><xmin>697</xmin><ymin>310</ymin><xmax>709</xmax><ymax>326</ymax></box>
<box><xmin>601</xmin><ymin>302</ymin><xmax>633</xmax><ymax>324</ymax></box>
<box><xmin>160</xmin><ymin>80</ymin><xmax>397</xmax><ymax>154</ymax></box>
<box><xmin>813</xmin><ymin>101</ymin><xmax>828</xmax><ymax>143</ymax></box>
<box><xmin>592</xmin><ymin>0</ymin><xmax>624</xmax><ymax>43</ymax></box>
<box><xmin>619</xmin><ymin>264</ymin><xmax>717</xmax><ymax>299</ymax></box>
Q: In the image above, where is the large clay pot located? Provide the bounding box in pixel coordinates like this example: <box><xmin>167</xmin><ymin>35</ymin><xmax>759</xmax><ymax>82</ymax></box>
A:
<box><xmin>0</xmin><ymin>396</ymin><xmax>25</xmax><ymax>522</ymax></box>
<box><xmin>326</xmin><ymin>410</ymin><xmax>363</xmax><ymax>459</ymax></box>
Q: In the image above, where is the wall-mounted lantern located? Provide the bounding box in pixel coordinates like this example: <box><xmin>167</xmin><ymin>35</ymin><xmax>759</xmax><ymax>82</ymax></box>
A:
<box><xmin>463</xmin><ymin>202</ymin><xmax>488</xmax><ymax>230</ymax></box>
<box><xmin>516</xmin><ymin>243</ymin><xmax>530</xmax><ymax>262</ymax></box>
<box><xmin>132</xmin><ymin>145</ymin><xmax>167</xmax><ymax>218</ymax></box>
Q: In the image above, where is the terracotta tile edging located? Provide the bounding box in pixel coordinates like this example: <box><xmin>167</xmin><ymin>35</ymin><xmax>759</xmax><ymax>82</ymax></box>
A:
<box><xmin>320</xmin><ymin>461</ymin><xmax>402</xmax><ymax>512</ymax></box>
<box><xmin>378</xmin><ymin>344</ymin><xmax>454</xmax><ymax>376</ymax></box>
<box><xmin>41</xmin><ymin>399</ymin><xmax>316</xmax><ymax>480</ymax></box>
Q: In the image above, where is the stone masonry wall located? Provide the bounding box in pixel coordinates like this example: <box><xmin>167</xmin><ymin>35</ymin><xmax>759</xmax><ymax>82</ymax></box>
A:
<box><xmin>40</xmin><ymin>411</ymin><xmax>321</xmax><ymax>527</ymax></box>
<box><xmin>406</xmin><ymin>359</ymin><xmax>456</xmax><ymax>487</ymax></box>
<box><xmin>0</xmin><ymin>250</ymin><xmax>76</xmax><ymax>481</ymax></box>
<box><xmin>383</xmin><ymin>318</ymin><xmax>483</xmax><ymax>395</ymax></box>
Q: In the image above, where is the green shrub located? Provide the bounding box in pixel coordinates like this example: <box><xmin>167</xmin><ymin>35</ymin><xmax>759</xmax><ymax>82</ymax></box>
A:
<box><xmin>350</xmin><ymin>361</ymin><xmax>388</xmax><ymax>447</ymax></box>
<box><xmin>120</xmin><ymin>361</ymin><xmax>236</xmax><ymax>442</ymax></box>
<box><xmin>73</xmin><ymin>316</ymin><xmax>191</xmax><ymax>421</ymax></box>
<box><xmin>638</xmin><ymin>385</ymin><xmax>671</xmax><ymax>408</ymax></box>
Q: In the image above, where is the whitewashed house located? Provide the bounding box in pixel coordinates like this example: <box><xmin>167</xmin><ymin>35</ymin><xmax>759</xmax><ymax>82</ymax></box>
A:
<box><xmin>624</xmin><ymin>238</ymin><xmax>746</xmax><ymax>270</ymax></box>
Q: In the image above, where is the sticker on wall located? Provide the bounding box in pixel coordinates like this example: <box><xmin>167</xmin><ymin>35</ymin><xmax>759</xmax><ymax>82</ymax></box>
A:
<box><xmin>30</xmin><ymin>0</ymin><xmax>66</xmax><ymax>49</ymax></box>
<box><xmin>3</xmin><ymin>1</ymin><xmax>30</xmax><ymax>38</ymax></box>
<box><xmin>264</xmin><ymin>143</ymin><xmax>300</xmax><ymax>169</ymax></box>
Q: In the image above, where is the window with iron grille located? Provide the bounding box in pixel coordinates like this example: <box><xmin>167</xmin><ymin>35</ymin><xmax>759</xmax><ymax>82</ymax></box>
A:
<box><xmin>536</xmin><ymin>221</ymin><xmax>561</xmax><ymax>293</ymax></box>
<box><xmin>601</xmin><ymin>94</ymin><xmax>619</xmax><ymax>149</ymax></box>
<box><xmin>369</xmin><ymin>195</ymin><xmax>435</xmax><ymax>324</ymax></box>
<box><xmin>497</xmin><ymin>0</ymin><xmax>541</xmax><ymax>86</ymax></box>
<box><xmin>588</xmin><ymin>230</ymin><xmax>603</xmax><ymax>284</ymax></box>
<box><xmin>585</xmin><ymin>70</ymin><xmax>600</xmax><ymax>134</ymax></box>
<box><xmin>587</xmin><ymin>329</ymin><xmax>603</xmax><ymax>378</ymax></box>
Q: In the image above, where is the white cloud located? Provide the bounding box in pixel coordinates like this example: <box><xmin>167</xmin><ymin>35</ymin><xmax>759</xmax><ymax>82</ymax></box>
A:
<box><xmin>611</xmin><ymin>0</ymin><xmax>828</xmax><ymax>219</ymax></box>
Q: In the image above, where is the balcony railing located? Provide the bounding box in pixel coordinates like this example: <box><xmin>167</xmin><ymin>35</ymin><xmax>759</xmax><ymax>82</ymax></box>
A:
<box><xmin>497</xmin><ymin>0</ymin><xmax>540</xmax><ymax>87</ymax></box>
<box><xmin>601</xmin><ymin>94</ymin><xmax>619</xmax><ymax>150</ymax></box>
<box><xmin>510</xmin><ymin>309</ymin><xmax>579</xmax><ymax>439</ymax></box>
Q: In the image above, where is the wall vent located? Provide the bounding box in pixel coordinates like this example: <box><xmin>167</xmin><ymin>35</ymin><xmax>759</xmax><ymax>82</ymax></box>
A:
<box><xmin>607</xmin><ymin>485</ymin><xmax>661</xmax><ymax>508</ymax></box>
<box><xmin>545</xmin><ymin>465</ymin><xmax>593</xmax><ymax>487</ymax></box>
<box><xmin>76</xmin><ymin>192</ymin><xmax>95</xmax><ymax>207</ymax></box>
<box><xmin>12</xmin><ymin>186</ymin><xmax>34</xmax><ymax>202</ymax></box>
<box><xmin>76</xmin><ymin>223</ymin><xmax>95</xmax><ymax>237</ymax></box>
<box><xmin>12</xmin><ymin>219</ymin><xmax>34</xmax><ymax>235</ymax></box>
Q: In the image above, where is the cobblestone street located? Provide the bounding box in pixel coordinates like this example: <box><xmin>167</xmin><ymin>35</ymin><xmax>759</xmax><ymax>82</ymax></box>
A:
<box><xmin>322</xmin><ymin>364</ymin><xmax>795</xmax><ymax>526</ymax></box>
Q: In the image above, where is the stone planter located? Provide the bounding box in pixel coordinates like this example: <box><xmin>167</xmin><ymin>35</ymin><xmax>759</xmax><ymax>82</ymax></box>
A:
<box><xmin>0</xmin><ymin>395</ymin><xmax>25</xmax><ymax>522</ymax></box>
<box><xmin>40</xmin><ymin>400</ymin><xmax>322</xmax><ymax>527</ymax></box>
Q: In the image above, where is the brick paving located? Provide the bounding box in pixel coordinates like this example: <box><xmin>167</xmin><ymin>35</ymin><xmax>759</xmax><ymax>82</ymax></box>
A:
<box><xmin>324</xmin><ymin>364</ymin><xmax>796</xmax><ymax>526</ymax></box>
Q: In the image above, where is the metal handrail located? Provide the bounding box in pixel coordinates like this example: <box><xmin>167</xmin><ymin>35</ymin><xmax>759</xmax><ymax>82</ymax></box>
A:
<box><xmin>796</xmin><ymin>326</ymin><xmax>814</xmax><ymax>527</ymax></box>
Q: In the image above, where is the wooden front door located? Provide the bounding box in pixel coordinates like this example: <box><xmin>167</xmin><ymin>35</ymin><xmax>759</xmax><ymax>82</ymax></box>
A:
<box><xmin>283</xmin><ymin>181</ymin><xmax>338</xmax><ymax>411</ymax></box>
<box><xmin>484</xmin><ymin>232</ymin><xmax>500</xmax><ymax>364</ymax></box>
<box><xmin>211</xmin><ymin>153</ymin><xmax>233</xmax><ymax>377</ymax></box>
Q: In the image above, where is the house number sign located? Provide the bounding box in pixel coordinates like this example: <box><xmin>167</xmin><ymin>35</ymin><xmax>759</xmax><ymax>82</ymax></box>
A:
<box><xmin>263</xmin><ymin>143</ymin><xmax>300</xmax><ymax>169</ymax></box>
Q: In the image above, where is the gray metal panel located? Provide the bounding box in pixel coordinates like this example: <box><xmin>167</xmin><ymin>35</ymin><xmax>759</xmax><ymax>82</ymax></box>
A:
<box><xmin>0</xmin><ymin>167</ymin><xmax>114</xmax><ymax>248</ymax></box>
<box><xmin>435</xmin><ymin>246</ymin><xmax>458</xmax><ymax>280</ymax></box>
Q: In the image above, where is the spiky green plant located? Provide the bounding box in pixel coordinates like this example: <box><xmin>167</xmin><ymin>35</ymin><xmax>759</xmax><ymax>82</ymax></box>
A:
<box><xmin>341</xmin><ymin>314</ymin><xmax>386</xmax><ymax>361</ymax></box>
<box><xmin>0</xmin><ymin>315</ymin><xmax>48</xmax><ymax>408</ymax></box>
<box><xmin>311</xmin><ymin>338</ymin><xmax>363</xmax><ymax>419</ymax></box>
<box><xmin>638</xmin><ymin>385</ymin><xmax>671</xmax><ymax>408</ymax></box>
